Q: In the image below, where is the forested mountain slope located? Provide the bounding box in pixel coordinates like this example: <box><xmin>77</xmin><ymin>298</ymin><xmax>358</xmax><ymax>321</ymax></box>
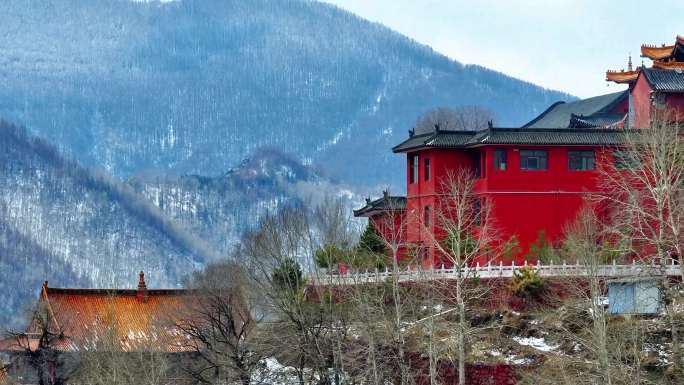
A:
<box><xmin>0</xmin><ymin>217</ymin><xmax>89</xmax><ymax>329</ymax></box>
<box><xmin>0</xmin><ymin>121</ymin><xmax>210</xmax><ymax>328</ymax></box>
<box><xmin>0</xmin><ymin>123</ymin><xmax>352</xmax><ymax>329</ymax></box>
<box><xmin>129</xmin><ymin>147</ymin><xmax>356</xmax><ymax>257</ymax></box>
<box><xmin>0</xmin><ymin>0</ymin><xmax>573</xmax><ymax>188</ymax></box>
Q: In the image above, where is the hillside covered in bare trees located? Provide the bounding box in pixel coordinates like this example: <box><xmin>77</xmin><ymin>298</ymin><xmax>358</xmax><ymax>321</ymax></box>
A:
<box><xmin>0</xmin><ymin>0</ymin><xmax>571</xmax><ymax>188</ymax></box>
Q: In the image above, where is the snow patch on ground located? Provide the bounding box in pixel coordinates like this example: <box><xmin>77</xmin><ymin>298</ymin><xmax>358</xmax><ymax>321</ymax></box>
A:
<box><xmin>513</xmin><ymin>336</ymin><xmax>559</xmax><ymax>352</ymax></box>
<box><xmin>506</xmin><ymin>356</ymin><xmax>534</xmax><ymax>365</ymax></box>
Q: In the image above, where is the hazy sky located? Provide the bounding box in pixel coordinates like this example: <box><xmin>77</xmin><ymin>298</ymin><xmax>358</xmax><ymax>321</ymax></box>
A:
<box><xmin>323</xmin><ymin>0</ymin><xmax>683</xmax><ymax>98</ymax></box>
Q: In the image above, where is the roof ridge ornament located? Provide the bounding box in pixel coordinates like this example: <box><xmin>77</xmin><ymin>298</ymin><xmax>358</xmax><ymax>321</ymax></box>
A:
<box><xmin>408</xmin><ymin>127</ymin><xmax>415</xmax><ymax>138</ymax></box>
<box><xmin>137</xmin><ymin>271</ymin><xmax>148</xmax><ymax>302</ymax></box>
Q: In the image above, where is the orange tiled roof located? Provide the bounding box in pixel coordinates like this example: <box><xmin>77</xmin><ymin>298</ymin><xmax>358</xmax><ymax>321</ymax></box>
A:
<box><xmin>606</xmin><ymin>69</ymin><xmax>639</xmax><ymax>84</ymax></box>
<box><xmin>641</xmin><ymin>44</ymin><xmax>675</xmax><ymax>60</ymax></box>
<box><xmin>29</xmin><ymin>274</ymin><xmax>201</xmax><ymax>353</ymax></box>
<box><xmin>652</xmin><ymin>60</ymin><xmax>684</xmax><ymax>70</ymax></box>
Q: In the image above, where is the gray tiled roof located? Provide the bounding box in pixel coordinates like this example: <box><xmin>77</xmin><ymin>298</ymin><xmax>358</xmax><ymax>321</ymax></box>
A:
<box><xmin>392</xmin><ymin>127</ymin><xmax>630</xmax><ymax>152</ymax></box>
<box><xmin>569</xmin><ymin>113</ymin><xmax>625</xmax><ymax>128</ymax></box>
<box><xmin>472</xmin><ymin>128</ymin><xmax>628</xmax><ymax>146</ymax></box>
<box><xmin>392</xmin><ymin>131</ymin><xmax>473</xmax><ymax>152</ymax></box>
<box><xmin>523</xmin><ymin>91</ymin><xmax>628</xmax><ymax>128</ymax></box>
<box><xmin>643</xmin><ymin>68</ymin><xmax>684</xmax><ymax>92</ymax></box>
<box><xmin>354</xmin><ymin>195</ymin><xmax>406</xmax><ymax>217</ymax></box>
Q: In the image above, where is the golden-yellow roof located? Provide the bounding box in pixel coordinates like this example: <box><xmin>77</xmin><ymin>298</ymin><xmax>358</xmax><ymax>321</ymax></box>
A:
<box><xmin>29</xmin><ymin>284</ymin><xmax>198</xmax><ymax>353</ymax></box>
<box><xmin>606</xmin><ymin>69</ymin><xmax>639</xmax><ymax>84</ymax></box>
<box><xmin>652</xmin><ymin>60</ymin><xmax>684</xmax><ymax>70</ymax></box>
<box><xmin>641</xmin><ymin>44</ymin><xmax>675</xmax><ymax>60</ymax></box>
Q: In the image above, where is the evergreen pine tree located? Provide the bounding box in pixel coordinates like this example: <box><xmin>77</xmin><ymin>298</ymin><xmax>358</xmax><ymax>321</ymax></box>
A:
<box><xmin>272</xmin><ymin>257</ymin><xmax>305</xmax><ymax>293</ymax></box>
<box><xmin>358</xmin><ymin>222</ymin><xmax>387</xmax><ymax>255</ymax></box>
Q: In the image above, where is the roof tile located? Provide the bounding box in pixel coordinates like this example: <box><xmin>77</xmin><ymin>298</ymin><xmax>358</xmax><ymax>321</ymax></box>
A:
<box><xmin>523</xmin><ymin>91</ymin><xmax>628</xmax><ymax>128</ymax></box>
<box><xmin>354</xmin><ymin>195</ymin><xmax>406</xmax><ymax>217</ymax></box>
<box><xmin>569</xmin><ymin>113</ymin><xmax>625</xmax><ymax>128</ymax></box>
<box><xmin>31</xmin><ymin>288</ymin><xmax>199</xmax><ymax>353</ymax></box>
<box><xmin>393</xmin><ymin>128</ymin><xmax>629</xmax><ymax>152</ymax></box>
<box><xmin>643</xmin><ymin>68</ymin><xmax>684</xmax><ymax>92</ymax></box>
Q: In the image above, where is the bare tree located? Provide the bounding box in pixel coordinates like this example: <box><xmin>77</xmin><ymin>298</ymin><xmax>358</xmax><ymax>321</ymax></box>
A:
<box><xmin>526</xmin><ymin>207</ymin><xmax>626</xmax><ymax>385</ymax></box>
<box><xmin>4</xmin><ymin>300</ymin><xmax>77</xmax><ymax>385</ymax></box>
<box><xmin>564</xmin><ymin>208</ymin><xmax>615</xmax><ymax>384</ymax></box>
<box><xmin>173</xmin><ymin>262</ymin><xmax>261</xmax><ymax>385</ymax></box>
<box><xmin>419</xmin><ymin>169</ymin><xmax>499</xmax><ymax>385</ymax></box>
<box><xmin>313</xmin><ymin>195</ymin><xmax>358</xmax><ymax>251</ymax></box>
<box><xmin>242</xmin><ymin>203</ymin><xmax>356</xmax><ymax>385</ymax></box>
<box><xmin>359</xmin><ymin>170</ymin><xmax>500</xmax><ymax>385</ymax></box>
<box><xmin>598</xmin><ymin>113</ymin><xmax>684</xmax><ymax>378</ymax></box>
<box><xmin>415</xmin><ymin>106</ymin><xmax>494</xmax><ymax>133</ymax></box>
<box><xmin>364</xmin><ymin>197</ymin><xmax>420</xmax><ymax>385</ymax></box>
<box><xmin>518</xmin><ymin>207</ymin><xmax>654</xmax><ymax>385</ymax></box>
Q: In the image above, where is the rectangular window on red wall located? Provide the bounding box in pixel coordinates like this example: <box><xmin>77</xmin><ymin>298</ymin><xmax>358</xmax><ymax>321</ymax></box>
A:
<box><xmin>568</xmin><ymin>150</ymin><xmax>595</xmax><ymax>171</ymax></box>
<box><xmin>423</xmin><ymin>205</ymin><xmax>431</xmax><ymax>227</ymax></box>
<box><xmin>470</xmin><ymin>152</ymin><xmax>482</xmax><ymax>178</ymax></box>
<box><xmin>520</xmin><ymin>150</ymin><xmax>548</xmax><ymax>170</ymax></box>
<box><xmin>473</xmin><ymin>198</ymin><xmax>482</xmax><ymax>226</ymax></box>
<box><xmin>480</xmin><ymin>152</ymin><xmax>486</xmax><ymax>178</ymax></box>
<box><xmin>494</xmin><ymin>149</ymin><xmax>507</xmax><ymax>170</ymax></box>
<box><xmin>424</xmin><ymin>158</ymin><xmax>431</xmax><ymax>181</ymax></box>
<box><xmin>410</xmin><ymin>155</ymin><xmax>419</xmax><ymax>183</ymax></box>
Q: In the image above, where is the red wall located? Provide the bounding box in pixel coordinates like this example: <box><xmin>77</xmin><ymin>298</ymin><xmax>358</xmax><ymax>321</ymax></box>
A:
<box><xmin>403</xmin><ymin>146</ymin><xmax>609</xmax><ymax>264</ymax></box>
<box><xmin>369</xmin><ymin>211</ymin><xmax>406</xmax><ymax>259</ymax></box>
<box><xmin>406</xmin><ymin>148</ymin><xmax>480</xmax><ymax>265</ymax></box>
<box><xmin>480</xmin><ymin>146</ymin><xmax>606</xmax><ymax>261</ymax></box>
<box><xmin>632</xmin><ymin>74</ymin><xmax>653</xmax><ymax>128</ymax></box>
<box><xmin>663</xmin><ymin>93</ymin><xmax>684</xmax><ymax>121</ymax></box>
<box><xmin>631</xmin><ymin>74</ymin><xmax>684</xmax><ymax>127</ymax></box>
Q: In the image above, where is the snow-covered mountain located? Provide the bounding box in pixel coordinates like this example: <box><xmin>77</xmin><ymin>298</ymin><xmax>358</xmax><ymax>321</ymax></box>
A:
<box><xmin>0</xmin><ymin>217</ymin><xmax>89</xmax><ymax>329</ymax></box>
<box><xmin>128</xmin><ymin>147</ymin><xmax>358</xmax><ymax>257</ymax></box>
<box><xmin>0</xmin><ymin>123</ymin><xmax>354</xmax><ymax>329</ymax></box>
<box><xmin>0</xmin><ymin>0</ymin><xmax>573</xmax><ymax>189</ymax></box>
<box><xmin>0</xmin><ymin>121</ymin><xmax>210</xmax><ymax>328</ymax></box>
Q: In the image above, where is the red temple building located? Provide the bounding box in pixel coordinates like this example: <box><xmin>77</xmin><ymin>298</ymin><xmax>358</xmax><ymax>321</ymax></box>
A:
<box><xmin>356</xmin><ymin>35</ymin><xmax>684</xmax><ymax>266</ymax></box>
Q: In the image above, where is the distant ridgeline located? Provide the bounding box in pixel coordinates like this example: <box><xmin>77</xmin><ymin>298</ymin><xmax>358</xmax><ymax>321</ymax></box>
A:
<box><xmin>0</xmin><ymin>0</ymin><xmax>572</xmax><ymax>188</ymax></box>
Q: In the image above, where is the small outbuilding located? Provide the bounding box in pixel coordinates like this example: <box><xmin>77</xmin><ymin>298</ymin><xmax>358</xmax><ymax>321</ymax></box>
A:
<box><xmin>608</xmin><ymin>278</ymin><xmax>661</xmax><ymax>315</ymax></box>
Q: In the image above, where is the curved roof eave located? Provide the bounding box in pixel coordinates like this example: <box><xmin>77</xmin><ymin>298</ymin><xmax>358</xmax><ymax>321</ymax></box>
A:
<box><xmin>521</xmin><ymin>101</ymin><xmax>566</xmax><ymax>128</ymax></box>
